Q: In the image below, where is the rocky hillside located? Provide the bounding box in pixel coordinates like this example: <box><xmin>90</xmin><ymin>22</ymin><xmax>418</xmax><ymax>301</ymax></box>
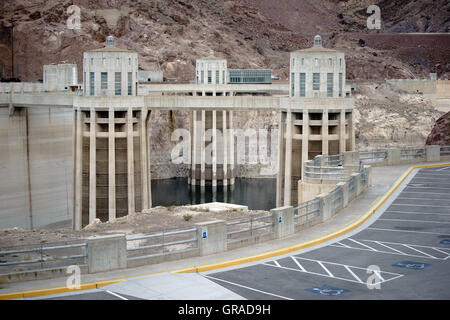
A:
<box><xmin>426</xmin><ymin>111</ymin><xmax>450</xmax><ymax>146</ymax></box>
<box><xmin>0</xmin><ymin>0</ymin><xmax>449</xmax><ymax>82</ymax></box>
<box><xmin>354</xmin><ymin>82</ymin><xmax>444</xmax><ymax>150</ymax></box>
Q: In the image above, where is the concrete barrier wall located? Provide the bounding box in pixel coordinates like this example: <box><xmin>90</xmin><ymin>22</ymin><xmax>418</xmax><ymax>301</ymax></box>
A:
<box><xmin>0</xmin><ymin>107</ymin><xmax>73</xmax><ymax>230</ymax></box>
<box><xmin>386</xmin><ymin>79</ymin><xmax>437</xmax><ymax>94</ymax></box>
<box><xmin>436</xmin><ymin>80</ymin><xmax>450</xmax><ymax>99</ymax></box>
<box><xmin>0</xmin><ymin>83</ymin><xmax>44</xmax><ymax>93</ymax></box>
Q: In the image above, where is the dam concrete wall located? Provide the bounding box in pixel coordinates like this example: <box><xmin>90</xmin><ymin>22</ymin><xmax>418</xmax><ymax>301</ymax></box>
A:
<box><xmin>0</xmin><ymin>107</ymin><xmax>73</xmax><ymax>230</ymax></box>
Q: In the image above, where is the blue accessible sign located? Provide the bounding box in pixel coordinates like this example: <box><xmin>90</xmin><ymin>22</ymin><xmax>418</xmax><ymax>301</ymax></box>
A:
<box><xmin>305</xmin><ymin>285</ymin><xmax>350</xmax><ymax>297</ymax></box>
<box><xmin>440</xmin><ymin>239</ymin><xmax>450</xmax><ymax>245</ymax></box>
<box><xmin>392</xmin><ymin>261</ymin><xmax>431</xmax><ymax>270</ymax></box>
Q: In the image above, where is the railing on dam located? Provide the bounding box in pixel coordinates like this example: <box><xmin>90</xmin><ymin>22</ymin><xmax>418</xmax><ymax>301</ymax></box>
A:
<box><xmin>293</xmin><ymin>199</ymin><xmax>320</xmax><ymax>227</ymax></box>
<box><xmin>226</xmin><ymin>213</ymin><xmax>273</xmax><ymax>241</ymax></box>
<box><xmin>0</xmin><ymin>240</ymin><xmax>87</xmax><ymax>273</ymax></box>
<box><xmin>126</xmin><ymin>227</ymin><xmax>198</xmax><ymax>258</ymax></box>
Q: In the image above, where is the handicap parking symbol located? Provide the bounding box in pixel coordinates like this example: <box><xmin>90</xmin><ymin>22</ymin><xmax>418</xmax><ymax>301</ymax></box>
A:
<box><xmin>392</xmin><ymin>261</ymin><xmax>431</xmax><ymax>270</ymax></box>
<box><xmin>305</xmin><ymin>285</ymin><xmax>350</xmax><ymax>297</ymax></box>
<box><xmin>440</xmin><ymin>239</ymin><xmax>450</xmax><ymax>245</ymax></box>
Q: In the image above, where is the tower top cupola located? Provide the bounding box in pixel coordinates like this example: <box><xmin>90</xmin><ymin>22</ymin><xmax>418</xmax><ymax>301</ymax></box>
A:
<box><xmin>313</xmin><ymin>35</ymin><xmax>322</xmax><ymax>48</ymax></box>
<box><xmin>106</xmin><ymin>35</ymin><xmax>115</xmax><ymax>48</ymax></box>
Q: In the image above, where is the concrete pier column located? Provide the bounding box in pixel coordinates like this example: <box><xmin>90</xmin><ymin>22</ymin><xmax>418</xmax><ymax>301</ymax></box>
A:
<box><xmin>223</xmin><ymin>111</ymin><xmax>228</xmax><ymax>186</ymax></box>
<box><xmin>301</xmin><ymin>110</ymin><xmax>309</xmax><ymax>180</ymax></box>
<box><xmin>201</xmin><ymin>110</ymin><xmax>206</xmax><ymax>187</ymax></box>
<box><xmin>212</xmin><ymin>110</ymin><xmax>217</xmax><ymax>188</ymax></box>
<box><xmin>74</xmin><ymin>109</ymin><xmax>83</xmax><ymax>230</ymax></box>
<box><xmin>108</xmin><ymin>108</ymin><xmax>116</xmax><ymax>221</ymax></box>
<box><xmin>350</xmin><ymin>111</ymin><xmax>355</xmax><ymax>151</ymax></box>
<box><xmin>276</xmin><ymin>112</ymin><xmax>284</xmax><ymax>207</ymax></box>
<box><xmin>229</xmin><ymin>111</ymin><xmax>235</xmax><ymax>185</ymax></box>
<box><xmin>191</xmin><ymin>110</ymin><xmax>197</xmax><ymax>185</ymax></box>
<box><xmin>140</xmin><ymin>108</ymin><xmax>150</xmax><ymax>210</ymax></box>
<box><xmin>283</xmin><ymin>110</ymin><xmax>293</xmax><ymax>206</ymax></box>
<box><xmin>322</xmin><ymin>109</ymin><xmax>329</xmax><ymax>155</ymax></box>
<box><xmin>339</xmin><ymin>109</ymin><xmax>346</xmax><ymax>153</ymax></box>
<box><xmin>127</xmin><ymin>108</ymin><xmax>135</xmax><ymax>215</ymax></box>
<box><xmin>89</xmin><ymin>108</ymin><xmax>97</xmax><ymax>224</ymax></box>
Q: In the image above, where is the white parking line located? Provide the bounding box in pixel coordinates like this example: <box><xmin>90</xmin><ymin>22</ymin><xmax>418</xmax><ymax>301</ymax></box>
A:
<box><xmin>373</xmin><ymin>241</ymin><xmax>406</xmax><ymax>255</ymax></box>
<box><xmin>378</xmin><ymin>218</ymin><xmax>450</xmax><ymax>224</ymax></box>
<box><xmin>367</xmin><ymin>227</ymin><xmax>450</xmax><ymax>236</ymax></box>
<box><xmin>317</xmin><ymin>261</ymin><xmax>334</xmax><ymax>277</ymax></box>
<box><xmin>104</xmin><ymin>290</ymin><xmax>128</xmax><ymax>300</ymax></box>
<box><xmin>344</xmin><ymin>265</ymin><xmax>363</xmax><ymax>284</ymax></box>
<box><xmin>401</xmin><ymin>191</ymin><xmax>450</xmax><ymax>196</ymax></box>
<box><xmin>405</xmin><ymin>187</ymin><xmax>450</xmax><ymax>191</ymax></box>
<box><xmin>436</xmin><ymin>166</ymin><xmax>450</xmax><ymax>172</ymax></box>
<box><xmin>203</xmin><ymin>274</ymin><xmax>293</xmax><ymax>300</ymax></box>
<box><xmin>384</xmin><ymin>211</ymin><xmax>450</xmax><ymax>216</ymax></box>
<box><xmin>402</xmin><ymin>244</ymin><xmax>436</xmax><ymax>259</ymax></box>
<box><xmin>396</xmin><ymin>197</ymin><xmax>450</xmax><ymax>201</ymax></box>
<box><xmin>390</xmin><ymin>204</ymin><xmax>450</xmax><ymax>208</ymax></box>
<box><xmin>348</xmin><ymin>238</ymin><xmax>379</xmax><ymax>251</ymax></box>
<box><xmin>291</xmin><ymin>256</ymin><xmax>306</xmax><ymax>272</ymax></box>
<box><xmin>329</xmin><ymin>238</ymin><xmax>450</xmax><ymax>260</ymax></box>
<box><xmin>262</xmin><ymin>256</ymin><xmax>403</xmax><ymax>286</ymax></box>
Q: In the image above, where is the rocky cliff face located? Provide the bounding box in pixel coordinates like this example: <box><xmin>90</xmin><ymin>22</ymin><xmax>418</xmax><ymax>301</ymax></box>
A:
<box><xmin>354</xmin><ymin>82</ymin><xmax>443</xmax><ymax>150</ymax></box>
<box><xmin>426</xmin><ymin>111</ymin><xmax>450</xmax><ymax>146</ymax></box>
<box><xmin>0</xmin><ymin>0</ymin><xmax>449</xmax><ymax>82</ymax></box>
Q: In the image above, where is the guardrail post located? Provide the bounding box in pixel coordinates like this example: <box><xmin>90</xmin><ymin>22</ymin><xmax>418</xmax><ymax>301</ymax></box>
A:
<box><xmin>317</xmin><ymin>193</ymin><xmax>332</xmax><ymax>222</ymax></box>
<box><xmin>387</xmin><ymin>148</ymin><xmax>401</xmax><ymax>165</ymax></box>
<box><xmin>365</xmin><ymin>165</ymin><xmax>373</xmax><ymax>188</ymax></box>
<box><xmin>270</xmin><ymin>206</ymin><xmax>294</xmax><ymax>239</ymax></box>
<box><xmin>87</xmin><ymin>234</ymin><xmax>126</xmax><ymax>273</ymax></box>
<box><xmin>195</xmin><ymin>220</ymin><xmax>227</xmax><ymax>256</ymax></box>
<box><xmin>426</xmin><ymin>145</ymin><xmax>440</xmax><ymax>162</ymax></box>
<box><xmin>336</xmin><ymin>182</ymin><xmax>349</xmax><ymax>208</ymax></box>
<box><xmin>344</xmin><ymin>151</ymin><xmax>359</xmax><ymax>166</ymax></box>
<box><xmin>352</xmin><ymin>172</ymin><xmax>362</xmax><ymax>196</ymax></box>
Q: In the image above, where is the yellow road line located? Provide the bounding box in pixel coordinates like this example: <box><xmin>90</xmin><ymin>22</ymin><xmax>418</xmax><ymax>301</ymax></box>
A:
<box><xmin>0</xmin><ymin>279</ymin><xmax>124</xmax><ymax>300</ymax></box>
<box><xmin>1</xmin><ymin>162</ymin><xmax>448</xmax><ymax>298</ymax></box>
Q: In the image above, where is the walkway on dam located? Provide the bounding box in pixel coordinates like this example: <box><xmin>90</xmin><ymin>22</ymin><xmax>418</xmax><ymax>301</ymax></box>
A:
<box><xmin>3</xmin><ymin>162</ymin><xmax>449</xmax><ymax>299</ymax></box>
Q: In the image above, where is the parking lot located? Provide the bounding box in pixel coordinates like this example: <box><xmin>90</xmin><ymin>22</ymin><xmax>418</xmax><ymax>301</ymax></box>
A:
<box><xmin>204</xmin><ymin>166</ymin><xmax>450</xmax><ymax>299</ymax></box>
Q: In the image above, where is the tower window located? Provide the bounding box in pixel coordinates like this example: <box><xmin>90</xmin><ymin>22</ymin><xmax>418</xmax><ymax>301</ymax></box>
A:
<box><xmin>313</xmin><ymin>73</ymin><xmax>320</xmax><ymax>91</ymax></box>
<box><xmin>90</xmin><ymin>72</ymin><xmax>95</xmax><ymax>96</ymax></box>
<box><xmin>101</xmin><ymin>72</ymin><xmax>107</xmax><ymax>90</ymax></box>
<box><xmin>300</xmin><ymin>73</ymin><xmax>306</xmax><ymax>97</ymax></box>
<box><xmin>115</xmin><ymin>72</ymin><xmax>121</xmax><ymax>95</ymax></box>
<box><xmin>327</xmin><ymin>73</ymin><xmax>333</xmax><ymax>97</ymax></box>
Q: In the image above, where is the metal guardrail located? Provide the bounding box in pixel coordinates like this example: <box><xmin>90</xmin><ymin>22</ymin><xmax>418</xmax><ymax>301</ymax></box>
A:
<box><xmin>440</xmin><ymin>146</ymin><xmax>450</xmax><ymax>156</ymax></box>
<box><xmin>348</xmin><ymin>176</ymin><xmax>356</xmax><ymax>199</ymax></box>
<box><xmin>304</xmin><ymin>163</ymin><xmax>346</xmax><ymax>180</ymax></box>
<box><xmin>126</xmin><ymin>228</ymin><xmax>197</xmax><ymax>257</ymax></box>
<box><xmin>0</xmin><ymin>241</ymin><xmax>87</xmax><ymax>272</ymax></box>
<box><xmin>331</xmin><ymin>187</ymin><xmax>343</xmax><ymax>212</ymax></box>
<box><xmin>400</xmin><ymin>147</ymin><xmax>425</xmax><ymax>160</ymax></box>
<box><xmin>323</xmin><ymin>153</ymin><xmax>344</xmax><ymax>166</ymax></box>
<box><xmin>293</xmin><ymin>199</ymin><xmax>320</xmax><ymax>226</ymax></box>
<box><xmin>359</xmin><ymin>150</ymin><xmax>387</xmax><ymax>164</ymax></box>
<box><xmin>226</xmin><ymin>214</ymin><xmax>273</xmax><ymax>240</ymax></box>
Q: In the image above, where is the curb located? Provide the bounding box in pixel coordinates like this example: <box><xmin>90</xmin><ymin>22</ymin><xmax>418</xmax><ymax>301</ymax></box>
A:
<box><xmin>173</xmin><ymin>163</ymin><xmax>449</xmax><ymax>273</ymax></box>
<box><xmin>0</xmin><ymin>279</ymin><xmax>123</xmax><ymax>300</ymax></box>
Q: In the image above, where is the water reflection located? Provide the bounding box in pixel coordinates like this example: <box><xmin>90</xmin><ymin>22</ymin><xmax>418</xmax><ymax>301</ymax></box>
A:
<box><xmin>151</xmin><ymin>178</ymin><xmax>276</xmax><ymax>211</ymax></box>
